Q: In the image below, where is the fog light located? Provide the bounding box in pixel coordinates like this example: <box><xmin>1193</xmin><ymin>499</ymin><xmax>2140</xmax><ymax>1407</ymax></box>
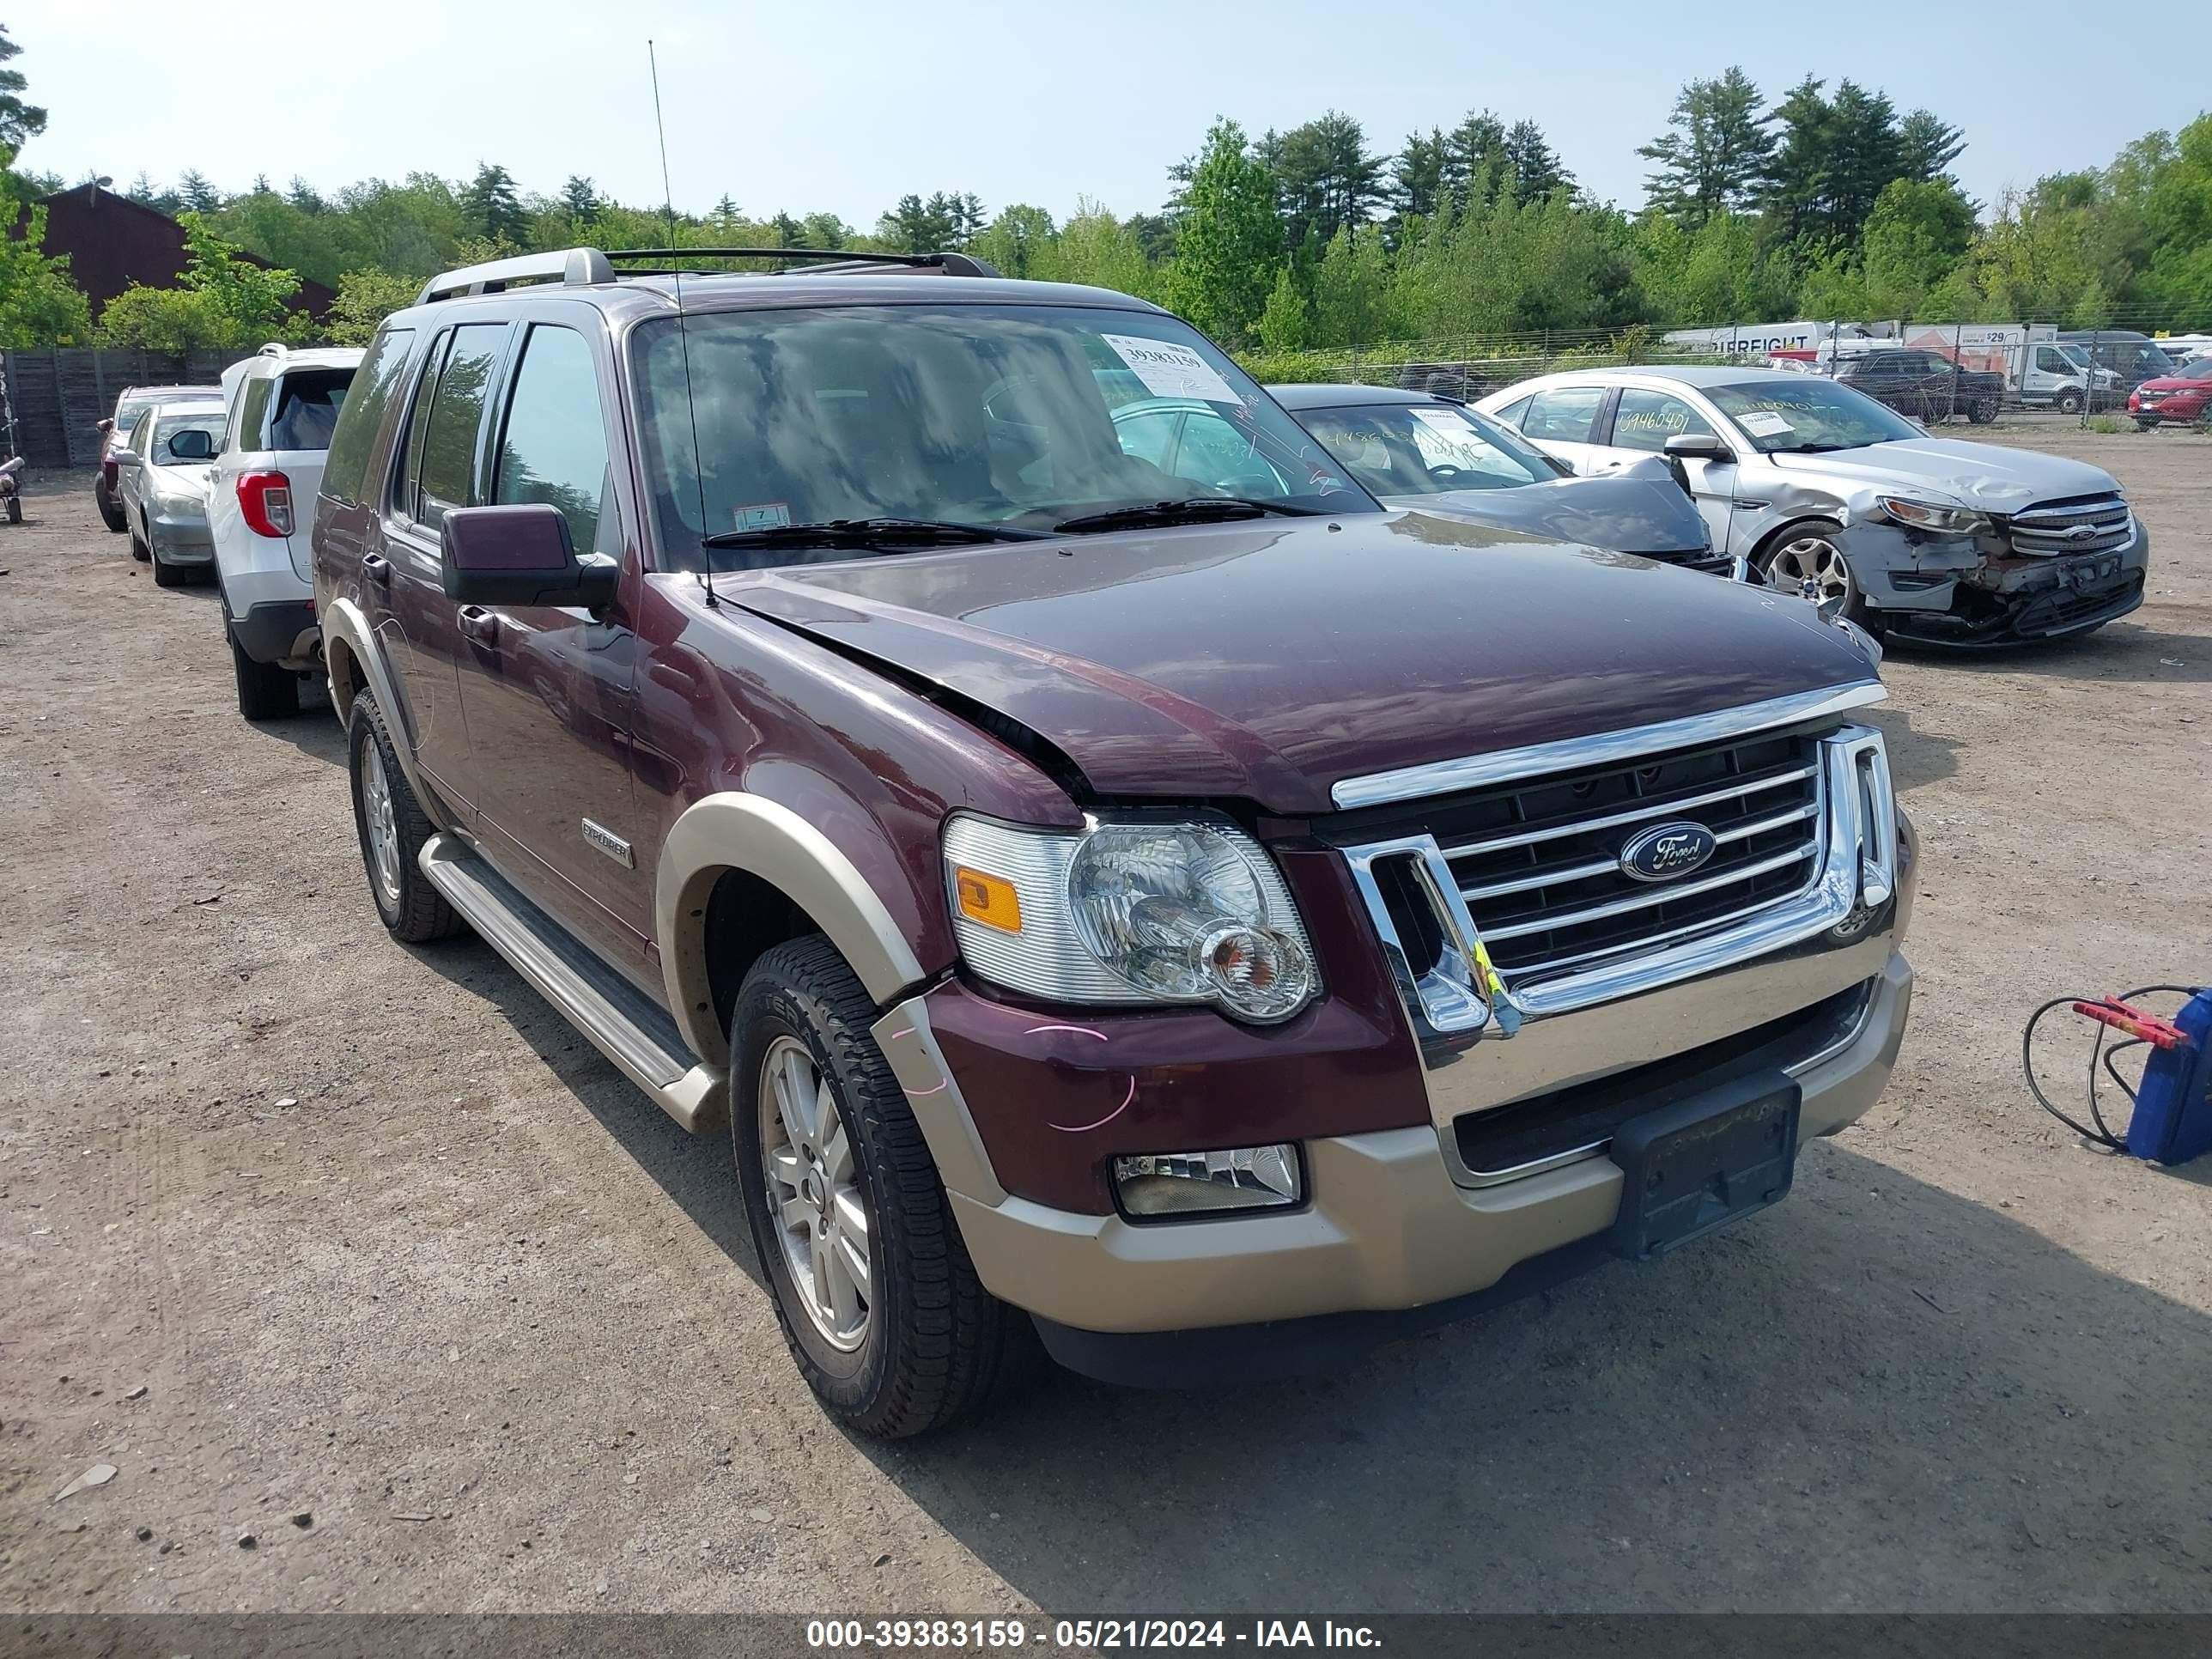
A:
<box><xmin>1113</xmin><ymin>1145</ymin><xmax>1302</xmax><ymax>1217</ymax></box>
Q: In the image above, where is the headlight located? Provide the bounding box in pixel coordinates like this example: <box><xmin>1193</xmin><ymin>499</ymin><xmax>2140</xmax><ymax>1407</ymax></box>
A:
<box><xmin>943</xmin><ymin>813</ymin><xmax>1316</xmax><ymax>1023</ymax></box>
<box><xmin>1876</xmin><ymin>496</ymin><xmax>1986</xmax><ymax>535</ymax></box>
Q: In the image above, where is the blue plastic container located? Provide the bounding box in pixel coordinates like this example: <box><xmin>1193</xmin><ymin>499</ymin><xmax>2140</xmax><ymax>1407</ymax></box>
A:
<box><xmin>2125</xmin><ymin>988</ymin><xmax>2212</xmax><ymax>1167</ymax></box>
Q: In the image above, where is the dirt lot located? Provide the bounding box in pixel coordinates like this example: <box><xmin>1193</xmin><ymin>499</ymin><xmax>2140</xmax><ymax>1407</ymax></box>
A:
<box><xmin>3</xmin><ymin>434</ymin><xmax>2209</xmax><ymax>1615</ymax></box>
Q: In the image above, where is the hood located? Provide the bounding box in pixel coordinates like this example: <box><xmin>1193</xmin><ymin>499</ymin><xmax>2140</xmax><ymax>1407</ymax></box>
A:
<box><xmin>1386</xmin><ymin>457</ymin><xmax>1707</xmax><ymax>556</ymax></box>
<box><xmin>2138</xmin><ymin>374</ymin><xmax>2210</xmax><ymax>393</ymax></box>
<box><xmin>1769</xmin><ymin>438</ymin><xmax>2119</xmax><ymax>514</ymax></box>
<box><xmin>727</xmin><ymin>513</ymin><xmax>1875</xmax><ymax>816</ymax></box>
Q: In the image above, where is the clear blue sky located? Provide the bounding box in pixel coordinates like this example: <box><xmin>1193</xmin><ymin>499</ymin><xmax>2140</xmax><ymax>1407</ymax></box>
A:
<box><xmin>21</xmin><ymin>0</ymin><xmax>2211</xmax><ymax>227</ymax></box>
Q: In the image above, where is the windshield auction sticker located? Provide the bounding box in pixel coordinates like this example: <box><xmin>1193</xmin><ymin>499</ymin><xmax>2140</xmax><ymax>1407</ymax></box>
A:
<box><xmin>1101</xmin><ymin>335</ymin><xmax>1243</xmax><ymax>405</ymax></box>
<box><xmin>1737</xmin><ymin>410</ymin><xmax>1795</xmax><ymax>437</ymax></box>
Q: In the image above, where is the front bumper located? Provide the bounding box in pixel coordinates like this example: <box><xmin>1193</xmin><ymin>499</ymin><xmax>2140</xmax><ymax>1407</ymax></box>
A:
<box><xmin>1856</xmin><ymin>519</ymin><xmax>2149</xmax><ymax>647</ymax></box>
<box><xmin>149</xmin><ymin>511</ymin><xmax>215</xmax><ymax>564</ymax></box>
<box><xmin>943</xmin><ymin>945</ymin><xmax>1908</xmax><ymax>1364</ymax></box>
<box><xmin>2131</xmin><ymin>398</ymin><xmax>2208</xmax><ymax>425</ymax></box>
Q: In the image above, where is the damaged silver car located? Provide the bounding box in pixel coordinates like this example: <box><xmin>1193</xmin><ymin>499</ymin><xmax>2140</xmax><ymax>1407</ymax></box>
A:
<box><xmin>1477</xmin><ymin>366</ymin><xmax>2148</xmax><ymax>645</ymax></box>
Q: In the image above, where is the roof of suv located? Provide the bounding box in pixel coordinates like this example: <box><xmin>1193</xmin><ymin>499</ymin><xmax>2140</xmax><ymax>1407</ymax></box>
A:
<box><xmin>392</xmin><ymin>247</ymin><xmax>1164</xmax><ymax>333</ymax></box>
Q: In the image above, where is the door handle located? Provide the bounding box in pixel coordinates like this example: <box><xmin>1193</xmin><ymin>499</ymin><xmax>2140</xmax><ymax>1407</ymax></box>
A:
<box><xmin>458</xmin><ymin>605</ymin><xmax>500</xmax><ymax>646</ymax></box>
<box><xmin>360</xmin><ymin>553</ymin><xmax>391</xmax><ymax>584</ymax></box>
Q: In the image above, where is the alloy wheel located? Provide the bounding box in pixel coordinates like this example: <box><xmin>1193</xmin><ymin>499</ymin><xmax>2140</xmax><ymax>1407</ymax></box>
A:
<box><xmin>360</xmin><ymin>742</ymin><xmax>404</xmax><ymax>908</ymax></box>
<box><xmin>1766</xmin><ymin>535</ymin><xmax>1855</xmax><ymax>620</ymax></box>
<box><xmin>758</xmin><ymin>1034</ymin><xmax>872</xmax><ymax>1352</ymax></box>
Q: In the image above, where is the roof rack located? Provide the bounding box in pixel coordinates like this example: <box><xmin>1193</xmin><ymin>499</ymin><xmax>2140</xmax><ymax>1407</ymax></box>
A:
<box><xmin>416</xmin><ymin>247</ymin><xmax>617</xmax><ymax>306</ymax></box>
<box><xmin>414</xmin><ymin>245</ymin><xmax>999</xmax><ymax>306</ymax></box>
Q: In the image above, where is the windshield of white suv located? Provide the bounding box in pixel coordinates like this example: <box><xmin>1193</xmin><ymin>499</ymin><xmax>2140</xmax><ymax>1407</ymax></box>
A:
<box><xmin>633</xmin><ymin>303</ymin><xmax>1372</xmax><ymax>571</ymax></box>
<box><xmin>1295</xmin><ymin>402</ymin><xmax>1559</xmax><ymax>495</ymax></box>
<box><xmin>1706</xmin><ymin>379</ymin><xmax>1921</xmax><ymax>453</ymax></box>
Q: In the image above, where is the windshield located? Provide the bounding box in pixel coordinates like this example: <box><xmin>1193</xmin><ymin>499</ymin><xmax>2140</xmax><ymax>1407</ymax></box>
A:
<box><xmin>2172</xmin><ymin>357</ymin><xmax>2212</xmax><ymax>381</ymax></box>
<box><xmin>1706</xmin><ymin>379</ymin><xmax>1920</xmax><ymax>453</ymax></box>
<box><xmin>631</xmin><ymin>303</ymin><xmax>1371</xmax><ymax>571</ymax></box>
<box><xmin>1295</xmin><ymin>401</ymin><xmax>1558</xmax><ymax>495</ymax></box>
<box><xmin>153</xmin><ymin>410</ymin><xmax>225</xmax><ymax>458</ymax></box>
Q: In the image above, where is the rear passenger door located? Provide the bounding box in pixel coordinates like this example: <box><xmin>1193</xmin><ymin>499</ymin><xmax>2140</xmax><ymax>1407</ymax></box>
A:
<box><xmin>380</xmin><ymin>319</ymin><xmax>516</xmax><ymax>808</ymax></box>
<box><xmin>452</xmin><ymin>317</ymin><xmax>652</xmax><ymax>969</ymax></box>
<box><xmin>1514</xmin><ymin>385</ymin><xmax>1613</xmax><ymax>475</ymax></box>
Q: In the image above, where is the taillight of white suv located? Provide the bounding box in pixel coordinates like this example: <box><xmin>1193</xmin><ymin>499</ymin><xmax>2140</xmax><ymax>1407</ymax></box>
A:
<box><xmin>238</xmin><ymin>471</ymin><xmax>295</xmax><ymax>538</ymax></box>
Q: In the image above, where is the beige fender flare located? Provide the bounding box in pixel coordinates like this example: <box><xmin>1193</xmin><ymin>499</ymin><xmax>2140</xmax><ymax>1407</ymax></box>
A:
<box><xmin>654</xmin><ymin>791</ymin><xmax>927</xmax><ymax>1067</ymax></box>
<box><xmin>320</xmin><ymin>597</ymin><xmax>432</xmax><ymax>799</ymax></box>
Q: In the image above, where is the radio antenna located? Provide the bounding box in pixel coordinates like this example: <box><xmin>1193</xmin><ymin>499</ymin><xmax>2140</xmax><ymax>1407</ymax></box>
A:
<box><xmin>649</xmin><ymin>37</ymin><xmax>717</xmax><ymax>607</ymax></box>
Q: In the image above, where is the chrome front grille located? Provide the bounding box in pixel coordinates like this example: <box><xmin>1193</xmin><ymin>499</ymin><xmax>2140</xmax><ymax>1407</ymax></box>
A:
<box><xmin>2007</xmin><ymin>494</ymin><xmax>2133</xmax><ymax>557</ymax></box>
<box><xmin>1439</xmin><ymin>728</ymin><xmax>1826</xmax><ymax>982</ymax></box>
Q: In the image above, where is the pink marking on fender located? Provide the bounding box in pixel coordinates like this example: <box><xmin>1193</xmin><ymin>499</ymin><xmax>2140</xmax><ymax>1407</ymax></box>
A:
<box><xmin>905</xmin><ymin>1081</ymin><xmax>949</xmax><ymax>1098</ymax></box>
<box><xmin>886</xmin><ymin>1026</ymin><xmax>915</xmax><ymax>1040</ymax></box>
<box><xmin>1051</xmin><ymin>1076</ymin><xmax>1136</xmax><ymax>1133</ymax></box>
<box><xmin>1026</xmin><ymin>1023</ymin><xmax>1109</xmax><ymax>1042</ymax></box>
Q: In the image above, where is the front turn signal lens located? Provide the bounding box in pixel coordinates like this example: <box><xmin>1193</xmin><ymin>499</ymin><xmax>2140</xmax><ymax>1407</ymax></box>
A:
<box><xmin>953</xmin><ymin>866</ymin><xmax>1023</xmax><ymax>933</ymax></box>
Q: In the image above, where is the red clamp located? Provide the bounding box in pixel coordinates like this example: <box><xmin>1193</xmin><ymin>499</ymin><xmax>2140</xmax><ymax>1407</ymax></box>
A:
<box><xmin>2072</xmin><ymin>999</ymin><xmax>2191</xmax><ymax>1050</ymax></box>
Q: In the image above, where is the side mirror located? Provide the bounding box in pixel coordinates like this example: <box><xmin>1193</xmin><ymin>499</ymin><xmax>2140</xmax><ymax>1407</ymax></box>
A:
<box><xmin>440</xmin><ymin>503</ymin><xmax>618</xmax><ymax>609</ymax></box>
<box><xmin>1662</xmin><ymin>432</ymin><xmax>1733</xmax><ymax>465</ymax></box>
<box><xmin>96</xmin><ymin>417</ymin><xmax>113</xmax><ymax>435</ymax></box>
<box><xmin>166</xmin><ymin>428</ymin><xmax>214</xmax><ymax>461</ymax></box>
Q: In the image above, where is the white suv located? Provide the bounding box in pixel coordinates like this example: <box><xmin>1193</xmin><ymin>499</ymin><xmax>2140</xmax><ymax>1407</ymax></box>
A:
<box><xmin>209</xmin><ymin>343</ymin><xmax>363</xmax><ymax>718</ymax></box>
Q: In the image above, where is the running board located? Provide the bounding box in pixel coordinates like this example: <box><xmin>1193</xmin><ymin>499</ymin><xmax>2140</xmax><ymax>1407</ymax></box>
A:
<box><xmin>417</xmin><ymin>835</ymin><xmax>726</xmax><ymax>1133</ymax></box>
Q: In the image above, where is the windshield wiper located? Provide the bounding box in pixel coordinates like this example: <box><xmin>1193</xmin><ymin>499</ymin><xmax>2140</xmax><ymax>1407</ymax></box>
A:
<box><xmin>1052</xmin><ymin>497</ymin><xmax>1321</xmax><ymax>534</ymax></box>
<box><xmin>1767</xmin><ymin>441</ymin><xmax>1855</xmax><ymax>454</ymax></box>
<box><xmin>700</xmin><ymin>516</ymin><xmax>1044</xmax><ymax>551</ymax></box>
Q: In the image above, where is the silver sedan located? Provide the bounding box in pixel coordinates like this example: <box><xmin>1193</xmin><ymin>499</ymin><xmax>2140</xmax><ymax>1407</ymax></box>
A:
<box><xmin>1477</xmin><ymin>366</ymin><xmax>2148</xmax><ymax>646</ymax></box>
<box><xmin>113</xmin><ymin>399</ymin><xmax>225</xmax><ymax>587</ymax></box>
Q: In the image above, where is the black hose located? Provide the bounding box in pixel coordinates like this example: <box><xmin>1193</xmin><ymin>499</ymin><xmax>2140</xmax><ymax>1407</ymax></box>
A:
<box><xmin>2021</xmin><ymin>985</ymin><xmax>2200</xmax><ymax>1151</ymax></box>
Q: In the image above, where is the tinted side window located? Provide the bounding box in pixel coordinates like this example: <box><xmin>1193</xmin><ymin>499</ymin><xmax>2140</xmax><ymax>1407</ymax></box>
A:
<box><xmin>493</xmin><ymin>325</ymin><xmax>615</xmax><ymax>556</ymax></box>
<box><xmin>322</xmin><ymin>327</ymin><xmax>415</xmax><ymax>505</ymax></box>
<box><xmin>1521</xmin><ymin>387</ymin><xmax>1605</xmax><ymax>442</ymax></box>
<box><xmin>232</xmin><ymin>375</ymin><xmax>275</xmax><ymax>455</ymax></box>
<box><xmin>415</xmin><ymin>324</ymin><xmax>507</xmax><ymax>528</ymax></box>
<box><xmin>1492</xmin><ymin>395</ymin><xmax>1533</xmax><ymax>428</ymax></box>
<box><xmin>1611</xmin><ymin>389</ymin><xmax>1714</xmax><ymax>453</ymax></box>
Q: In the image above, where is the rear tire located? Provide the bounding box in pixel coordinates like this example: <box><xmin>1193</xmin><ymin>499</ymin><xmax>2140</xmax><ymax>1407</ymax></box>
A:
<box><xmin>732</xmin><ymin>936</ymin><xmax>1019</xmax><ymax>1438</ymax></box>
<box><xmin>346</xmin><ymin>689</ymin><xmax>463</xmax><ymax>943</ymax></box>
<box><xmin>231</xmin><ymin>631</ymin><xmax>300</xmax><ymax>720</ymax></box>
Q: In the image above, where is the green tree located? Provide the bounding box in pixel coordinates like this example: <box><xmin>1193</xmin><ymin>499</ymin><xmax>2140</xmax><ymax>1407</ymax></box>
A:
<box><xmin>1163</xmin><ymin>119</ymin><xmax>1282</xmax><ymax>344</ymax></box>
<box><xmin>0</xmin><ymin>22</ymin><xmax>46</xmax><ymax>154</ymax></box>
<box><xmin>325</xmin><ymin>268</ymin><xmax>422</xmax><ymax>344</ymax></box>
<box><xmin>1263</xmin><ymin>111</ymin><xmax>1386</xmax><ymax>248</ymax></box>
<box><xmin>1503</xmin><ymin>121</ymin><xmax>1572</xmax><ymax>202</ymax></box>
<box><xmin>1390</xmin><ymin>128</ymin><xmax>1449</xmax><ymax>222</ymax></box>
<box><xmin>1255</xmin><ymin>264</ymin><xmax>1310</xmax><ymax>353</ymax></box>
<box><xmin>1312</xmin><ymin>224</ymin><xmax>1389</xmax><ymax>345</ymax></box>
<box><xmin>97</xmin><ymin>286</ymin><xmax>230</xmax><ymax>355</ymax></box>
<box><xmin>1897</xmin><ymin>110</ymin><xmax>1967</xmax><ymax>185</ymax></box>
<box><xmin>972</xmin><ymin>204</ymin><xmax>1055</xmax><ymax>278</ymax></box>
<box><xmin>0</xmin><ymin>185</ymin><xmax>90</xmax><ymax>343</ymax></box>
<box><xmin>560</xmin><ymin>175</ymin><xmax>602</xmax><ymax>223</ymax></box>
<box><xmin>1637</xmin><ymin>67</ymin><xmax>1774</xmax><ymax>228</ymax></box>
<box><xmin>461</xmin><ymin>163</ymin><xmax>528</xmax><ymax>242</ymax></box>
<box><xmin>178</xmin><ymin>169</ymin><xmax>221</xmax><ymax>213</ymax></box>
<box><xmin>1444</xmin><ymin>110</ymin><xmax>1509</xmax><ymax>211</ymax></box>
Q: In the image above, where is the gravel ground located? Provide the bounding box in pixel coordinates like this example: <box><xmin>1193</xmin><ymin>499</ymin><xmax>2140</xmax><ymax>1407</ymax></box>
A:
<box><xmin>3</xmin><ymin>434</ymin><xmax>2209</xmax><ymax>1614</ymax></box>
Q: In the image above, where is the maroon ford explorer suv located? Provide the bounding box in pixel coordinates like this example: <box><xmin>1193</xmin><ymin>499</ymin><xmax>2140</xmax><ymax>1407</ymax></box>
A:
<box><xmin>313</xmin><ymin>247</ymin><xmax>1914</xmax><ymax>1436</ymax></box>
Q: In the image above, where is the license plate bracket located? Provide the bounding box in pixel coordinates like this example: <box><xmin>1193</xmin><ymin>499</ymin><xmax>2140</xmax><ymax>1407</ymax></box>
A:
<box><xmin>1607</xmin><ymin>1071</ymin><xmax>1802</xmax><ymax>1261</ymax></box>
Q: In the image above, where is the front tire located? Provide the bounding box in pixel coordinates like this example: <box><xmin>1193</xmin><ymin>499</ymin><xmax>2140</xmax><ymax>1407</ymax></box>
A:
<box><xmin>346</xmin><ymin>689</ymin><xmax>462</xmax><ymax>943</ymax></box>
<box><xmin>149</xmin><ymin>538</ymin><xmax>187</xmax><ymax>587</ymax></box>
<box><xmin>1968</xmin><ymin>396</ymin><xmax>1998</xmax><ymax>424</ymax></box>
<box><xmin>732</xmin><ymin>937</ymin><xmax>1018</xmax><ymax>1438</ymax></box>
<box><xmin>97</xmin><ymin>483</ymin><xmax>127</xmax><ymax>533</ymax></box>
<box><xmin>2058</xmin><ymin>392</ymin><xmax>2083</xmax><ymax>415</ymax></box>
<box><xmin>1759</xmin><ymin>520</ymin><xmax>1869</xmax><ymax>627</ymax></box>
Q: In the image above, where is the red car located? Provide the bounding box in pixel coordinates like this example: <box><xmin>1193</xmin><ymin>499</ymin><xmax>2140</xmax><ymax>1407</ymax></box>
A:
<box><xmin>2130</xmin><ymin>357</ymin><xmax>2212</xmax><ymax>428</ymax></box>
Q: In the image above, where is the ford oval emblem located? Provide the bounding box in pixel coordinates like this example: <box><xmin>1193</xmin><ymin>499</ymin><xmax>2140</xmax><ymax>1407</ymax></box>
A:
<box><xmin>1618</xmin><ymin>820</ymin><xmax>1718</xmax><ymax>883</ymax></box>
